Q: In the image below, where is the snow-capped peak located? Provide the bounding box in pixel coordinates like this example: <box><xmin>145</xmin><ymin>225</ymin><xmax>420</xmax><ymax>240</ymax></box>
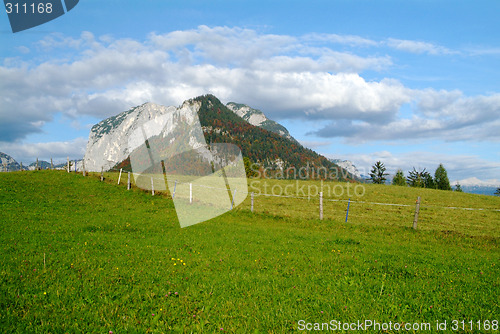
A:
<box><xmin>454</xmin><ymin>177</ymin><xmax>500</xmax><ymax>187</ymax></box>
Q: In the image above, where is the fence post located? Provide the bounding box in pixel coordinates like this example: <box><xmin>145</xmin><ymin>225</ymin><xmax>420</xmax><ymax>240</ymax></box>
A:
<box><xmin>50</xmin><ymin>158</ymin><xmax>53</xmax><ymax>170</ymax></box>
<box><xmin>231</xmin><ymin>189</ymin><xmax>237</xmax><ymax>210</ymax></box>
<box><xmin>172</xmin><ymin>180</ymin><xmax>177</xmax><ymax>199</ymax></box>
<box><xmin>20</xmin><ymin>162</ymin><xmax>23</xmax><ymax>171</ymax></box>
<box><xmin>413</xmin><ymin>196</ymin><xmax>421</xmax><ymax>230</ymax></box>
<box><xmin>67</xmin><ymin>157</ymin><xmax>70</xmax><ymax>173</ymax></box>
<box><xmin>100</xmin><ymin>167</ymin><xmax>104</xmax><ymax>181</ymax></box>
<box><xmin>319</xmin><ymin>191</ymin><xmax>323</xmax><ymax>220</ymax></box>
<box><xmin>36</xmin><ymin>158</ymin><xmax>39</xmax><ymax>170</ymax></box>
<box><xmin>345</xmin><ymin>198</ymin><xmax>351</xmax><ymax>223</ymax></box>
<box><xmin>82</xmin><ymin>160</ymin><xmax>86</xmax><ymax>177</ymax></box>
<box><xmin>151</xmin><ymin>176</ymin><xmax>155</xmax><ymax>196</ymax></box>
<box><xmin>118</xmin><ymin>168</ymin><xmax>122</xmax><ymax>184</ymax></box>
<box><xmin>127</xmin><ymin>172</ymin><xmax>131</xmax><ymax>190</ymax></box>
<box><xmin>251</xmin><ymin>192</ymin><xmax>254</xmax><ymax>212</ymax></box>
<box><xmin>74</xmin><ymin>160</ymin><xmax>77</xmax><ymax>173</ymax></box>
<box><xmin>189</xmin><ymin>183</ymin><xmax>192</xmax><ymax>203</ymax></box>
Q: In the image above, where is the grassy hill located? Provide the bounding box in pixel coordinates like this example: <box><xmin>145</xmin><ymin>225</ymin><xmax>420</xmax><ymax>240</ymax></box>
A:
<box><xmin>0</xmin><ymin>171</ymin><xmax>498</xmax><ymax>332</ymax></box>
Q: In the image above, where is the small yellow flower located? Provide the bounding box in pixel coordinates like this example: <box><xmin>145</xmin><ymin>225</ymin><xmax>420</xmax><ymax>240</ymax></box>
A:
<box><xmin>183</xmin><ymin>263</ymin><xmax>186</xmax><ymax>266</ymax></box>
<box><xmin>43</xmin><ymin>292</ymin><xmax>47</xmax><ymax>295</ymax></box>
<box><xmin>174</xmin><ymin>263</ymin><xmax>177</xmax><ymax>266</ymax></box>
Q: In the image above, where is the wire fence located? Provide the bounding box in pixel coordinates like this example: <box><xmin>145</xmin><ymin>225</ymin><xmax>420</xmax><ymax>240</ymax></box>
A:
<box><xmin>3</xmin><ymin>165</ymin><xmax>499</xmax><ymax>235</ymax></box>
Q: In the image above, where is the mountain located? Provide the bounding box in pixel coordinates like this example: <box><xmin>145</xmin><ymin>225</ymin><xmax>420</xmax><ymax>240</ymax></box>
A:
<box><xmin>83</xmin><ymin>102</ymin><xmax>187</xmax><ymax>172</ymax></box>
<box><xmin>226</xmin><ymin>102</ymin><xmax>296</xmax><ymax>142</ymax></box>
<box><xmin>0</xmin><ymin>152</ymin><xmax>21</xmax><ymax>171</ymax></box>
<box><xmin>329</xmin><ymin>159</ymin><xmax>362</xmax><ymax>179</ymax></box>
<box><xmin>454</xmin><ymin>177</ymin><xmax>499</xmax><ymax>188</ymax></box>
<box><xmin>28</xmin><ymin>160</ymin><xmax>51</xmax><ymax>170</ymax></box>
<box><xmin>84</xmin><ymin>95</ymin><xmax>356</xmax><ymax>181</ymax></box>
<box><xmin>453</xmin><ymin>177</ymin><xmax>500</xmax><ymax>196</ymax></box>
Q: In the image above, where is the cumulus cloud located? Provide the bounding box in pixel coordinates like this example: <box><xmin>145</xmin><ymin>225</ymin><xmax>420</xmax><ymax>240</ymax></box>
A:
<box><xmin>312</xmin><ymin>91</ymin><xmax>500</xmax><ymax>142</ymax></box>
<box><xmin>0</xmin><ymin>137</ymin><xmax>87</xmax><ymax>163</ymax></box>
<box><xmin>0</xmin><ymin>26</ymin><xmax>498</xmax><ymax>148</ymax></box>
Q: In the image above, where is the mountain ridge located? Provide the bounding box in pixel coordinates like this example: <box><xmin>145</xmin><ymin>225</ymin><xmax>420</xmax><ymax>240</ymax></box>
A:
<box><xmin>84</xmin><ymin>94</ymin><xmax>357</xmax><ymax>181</ymax></box>
<box><xmin>226</xmin><ymin>102</ymin><xmax>296</xmax><ymax>142</ymax></box>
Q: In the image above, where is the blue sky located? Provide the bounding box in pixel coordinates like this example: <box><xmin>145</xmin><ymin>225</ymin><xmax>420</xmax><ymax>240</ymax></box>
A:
<box><xmin>1</xmin><ymin>0</ymin><xmax>499</xmax><ymax>184</ymax></box>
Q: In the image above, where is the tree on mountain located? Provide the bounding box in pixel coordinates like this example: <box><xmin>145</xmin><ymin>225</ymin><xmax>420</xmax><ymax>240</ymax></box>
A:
<box><xmin>369</xmin><ymin>161</ymin><xmax>389</xmax><ymax>184</ymax></box>
<box><xmin>392</xmin><ymin>169</ymin><xmax>407</xmax><ymax>186</ymax></box>
<box><xmin>434</xmin><ymin>164</ymin><xmax>451</xmax><ymax>190</ymax></box>
<box><xmin>243</xmin><ymin>157</ymin><xmax>258</xmax><ymax>178</ymax></box>
<box><xmin>495</xmin><ymin>187</ymin><xmax>500</xmax><ymax>196</ymax></box>
<box><xmin>454</xmin><ymin>182</ymin><xmax>463</xmax><ymax>192</ymax></box>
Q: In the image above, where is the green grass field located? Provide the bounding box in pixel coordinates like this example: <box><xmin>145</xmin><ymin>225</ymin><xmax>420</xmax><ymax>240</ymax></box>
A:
<box><xmin>0</xmin><ymin>171</ymin><xmax>499</xmax><ymax>333</ymax></box>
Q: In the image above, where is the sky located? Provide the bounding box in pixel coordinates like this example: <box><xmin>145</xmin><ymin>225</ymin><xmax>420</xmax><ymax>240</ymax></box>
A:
<box><xmin>1</xmin><ymin>0</ymin><xmax>499</xmax><ymax>185</ymax></box>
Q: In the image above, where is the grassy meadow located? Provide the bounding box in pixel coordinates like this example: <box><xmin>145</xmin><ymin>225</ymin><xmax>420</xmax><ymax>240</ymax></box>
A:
<box><xmin>0</xmin><ymin>170</ymin><xmax>499</xmax><ymax>333</ymax></box>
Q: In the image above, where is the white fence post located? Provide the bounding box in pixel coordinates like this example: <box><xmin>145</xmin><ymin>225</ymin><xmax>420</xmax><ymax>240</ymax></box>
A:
<box><xmin>189</xmin><ymin>183</ymin><xmax>192</xmax><ymax>203</ymax></box>
<box><xmin>230</xmin><ymin>188</ymin><xmax>237</xmax><ymax>209</ymax></box>
<box><xmin>151</xmin><ymin>176</ymin><xmax>155</xmax><ymax>196</ymax></box>
<box><xmin>118</xmin><ymin>168</ymin><xmax>122</xmax><ymax>184</ymax></box>
<box><xmin>172</xmin><ymin>180</ymin><xmax>177</xmax><ymax>199</ymax></box>
<box><xmin>127</xmin><ymin>172</ymin><xmax>131</xmax><ymax>190</ymax></box>
<box><xmin>251</xmin><ymin>192</ymin><xmax>254</xmax><ymax>212</ymax></box>
<box><xmin>319</xmin><ymin>191</ymin><xmax>323</xmax><ymax>220</ymax></box>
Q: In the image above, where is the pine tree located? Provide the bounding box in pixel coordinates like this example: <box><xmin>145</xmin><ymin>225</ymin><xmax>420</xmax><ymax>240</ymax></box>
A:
<box><xmin>392</xmin><ymin>169</ymin><xmax>406</xmax><ymax>186</ymax></box>
<box><xmin>407</xmin><ymin>167</ymin><xmax>427</xmax><ymax>188</ymax></box>
<box><xmin>434</xmin><ymin>164</ymin><xmax>451</xmax><ymax>190</ymax></box>
<box><xmin>454</xmin><ymin>182</ymin><xmax>463</xmax><ymax>192</ymax></box>
<box><xmin>369</xmin><ymin>161</ymin><xmax>389</xmax><ymax>184</ymax></box>
<box><xmin>423</xmin><ymin>172</ymin><xmax>435</xmax><ymax>189</ymax></box>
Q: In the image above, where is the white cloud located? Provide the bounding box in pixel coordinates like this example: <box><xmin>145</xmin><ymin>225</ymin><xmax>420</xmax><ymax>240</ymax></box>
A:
<box><xmin>313</xmin><ymin>90</ymin><xmax>500</xmax><ymax>142</ymax></box>
<box><xmin>303</xmin><ymin>33</ymin><xmax>378</xmax><ymax>47</ymax></box>
<box><xmin>0</xmin><ymin>137</ymin><xmax>87</xmax><ymax>164</ymax></box>
<box><xmin>0</xmin><ymin>26</ymin><xmax>498</xmax><ymax>149</ymax></box>
<box><xmin>385</xmin><ymin>38</ymin><xmax>456</xmax><ymax>55</ymax></box>
<box><xmin>298</xmin><ymin>140</ymin><xmax>332</xmax><ymax>149</ymax></box>
<box><xmin>467</xmin><ymin>47</ymin><xmax>500</xmax><ymax>56</ymax></box>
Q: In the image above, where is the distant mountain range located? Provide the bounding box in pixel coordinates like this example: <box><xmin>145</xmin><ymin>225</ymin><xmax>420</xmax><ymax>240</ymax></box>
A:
<box><xmin>0</xmin><ymin>152</ymin><xmax>84</xmax><ymax>171</ymax></box>
<box><xmin>329</xmin><ymin>159</ymin><xmax>362</xmax><ymax>179</ymax></box>
<box><xmin>83</xmin><ymin>94</ymin><xmax>357</xmax><ymax>181</ymax></box>
<box><xmin>0</xmin><ymin>152</ymin><xmax>21</xmax><ymax>171</ymax></box>
<box><xmin>453</xmin><ymin>177</ymin><xmax>499</xmax><ymax>196</ymax></box>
